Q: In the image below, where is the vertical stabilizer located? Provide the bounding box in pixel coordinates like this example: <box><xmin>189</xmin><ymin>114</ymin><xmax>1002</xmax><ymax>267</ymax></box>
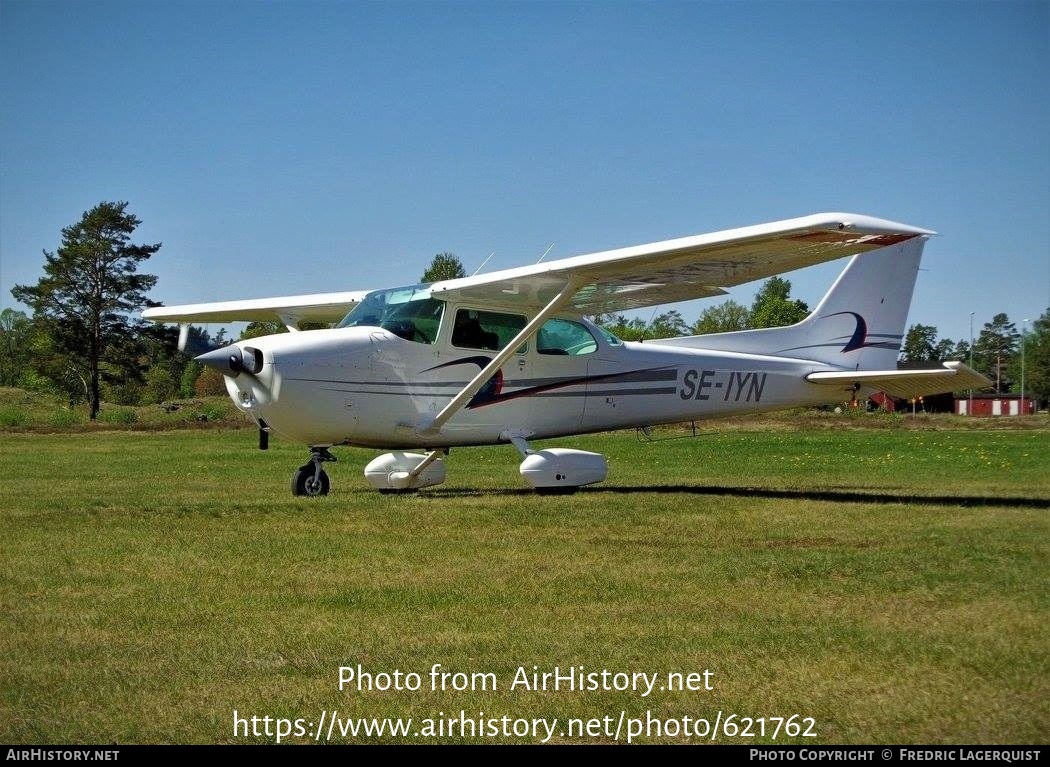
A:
<box><xmin>791</xmin><ymin>235</ymin><xmax>926</xmax><ymax>369</ymax></box>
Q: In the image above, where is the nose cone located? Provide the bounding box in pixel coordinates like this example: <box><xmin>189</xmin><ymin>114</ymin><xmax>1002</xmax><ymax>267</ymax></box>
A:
<box><xmin>195</xmin><ymin>344</ymin><xmax>263</xmax><ymax>376</ymax></box>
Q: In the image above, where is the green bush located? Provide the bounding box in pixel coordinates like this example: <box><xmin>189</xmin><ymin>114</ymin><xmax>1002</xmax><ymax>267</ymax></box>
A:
<box><xmin>98</xmin><ymin>407</ymin><xmax>138</xmax><ymax>424</ymax></box>
<box><xmin>194</xmin><ymin>368</ymin><xmax>227</xmax><ymax>397</ymax></box>
<box><xmin>196</xmin><ymin>403</ymin><xmax>229</xmax><ymax>422</ymax></box>
<box><xmin>158</xmin><ymin>405</ymin><xmax>196</xmax><ymax>424</ymax></box>
<box><xmin>105</xmin><ymin>383</ymin><xmax>144</xmax><ymax>406</ymax></box>
<box><xmin>179</xmin><ymin>362</ymin><xmax>202</xmax><ymax>399</ymax></box>
<box><xmin>16</xmin><ymin>370</ymin><xmax>61</xmax><ymax>396</ymax></box>
<box><xmin>141</xmin><ymin>362</ymin><xmax>180</xmax><ymax>405</ymax></box>
<box><xmin>0</xmin><ymin>406</ymin><xmax>30</xmax><ymax>427</ymax></box>
<box><xmin>48</xmin><ymin>409</ymin><xmax>82</xmax><ymax>428</ymax></box>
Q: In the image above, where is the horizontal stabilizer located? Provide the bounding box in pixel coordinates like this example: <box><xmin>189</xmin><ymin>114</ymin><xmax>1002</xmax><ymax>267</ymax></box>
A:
<box><xmin>142</xmin><ymin>291</ymin><xmax>369</xmax><ymax>329</ymax></box>
<box><xmin>806</xmin><ymin>362</ymin><xmax>991</xmax><ymax>399</ymax></box>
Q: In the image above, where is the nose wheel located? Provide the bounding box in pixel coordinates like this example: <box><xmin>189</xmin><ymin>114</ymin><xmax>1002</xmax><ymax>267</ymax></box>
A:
<box><xmin>291</xmin><ymin>447</ymin><xmax>336</xmax><ymax>496</ymax></box>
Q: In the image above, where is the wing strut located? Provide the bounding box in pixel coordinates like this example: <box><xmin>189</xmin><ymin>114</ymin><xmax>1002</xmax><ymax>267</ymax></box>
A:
<box><xmin>406</xmin><ymin>450</ymin><xmax>443</xmax><ymax>480</ymax></box>
<box><xmin>417</xmin><ymin>278</ymin><xmax>582</xmax><ymax>435</ymax></box>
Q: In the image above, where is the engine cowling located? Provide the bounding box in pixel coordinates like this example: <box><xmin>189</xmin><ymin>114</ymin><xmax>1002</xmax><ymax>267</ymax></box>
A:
<box><xmin>519</xmin><ymin>448</ymin><xmax>608</xmax><ymax>492</ymax></box>
<box><xmin>364</xmin><ymin>452</ymin><xmax>446</xmax><ymax>491</ymax></box>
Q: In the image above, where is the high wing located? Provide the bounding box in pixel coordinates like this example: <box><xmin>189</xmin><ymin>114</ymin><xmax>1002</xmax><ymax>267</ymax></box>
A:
<box><xmin>806</xmin><ymin>362</ymin><xmax>990</xmax><ymax>399</ymax></box>
<box><xmin>428</xmin><ymin>212</ymin><xmax>935</xmax><ymax>314</ymax></box>
<box><xmin>142</xmin><ymin>212</ymin><xmax>931</xmax><ymax>327</ymax></box>
<box><xmin>142</xmin><ymin>291</ymin><xmax>370</xmax><ymax>329</ymax></box>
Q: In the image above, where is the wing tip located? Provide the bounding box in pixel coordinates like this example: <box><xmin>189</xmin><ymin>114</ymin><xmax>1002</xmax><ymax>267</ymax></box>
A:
<box><xmin>813</xmin><ymin>212</ymin><xmax>936</xmax><ymax>237</ymax></box>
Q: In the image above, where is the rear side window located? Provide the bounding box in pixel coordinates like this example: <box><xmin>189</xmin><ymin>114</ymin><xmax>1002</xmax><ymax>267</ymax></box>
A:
<box><xmin>537</xmin><ymin>318</ymin><xmax>598</xmax><ymax>355</ymax></box>
<box><xmin>452</xmin><ymin>309</ymin><xmax>526</xmax><ymax>351</ymax></box>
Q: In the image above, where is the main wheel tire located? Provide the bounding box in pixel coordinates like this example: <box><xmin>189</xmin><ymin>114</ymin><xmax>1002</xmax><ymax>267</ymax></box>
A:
<box><xmin>291</xmin><ymin>463</ymin><xmax>330</xmax><ymax>496</ymax></box>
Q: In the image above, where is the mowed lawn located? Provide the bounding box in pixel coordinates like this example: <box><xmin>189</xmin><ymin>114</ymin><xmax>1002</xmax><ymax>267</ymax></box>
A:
<box><xmin>1</xmin><ymin>426</ymin><xmax>1047</xmax><ymax>744</ymax></box>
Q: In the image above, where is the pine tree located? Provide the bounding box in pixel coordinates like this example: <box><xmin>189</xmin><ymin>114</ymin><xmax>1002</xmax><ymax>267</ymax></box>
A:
<box><xmin>974</xmin><ymin>313</ymin><xmax>1019</xmax><ymax>392</ymax></box>
<box><xmin>1014</xmin><ymin>309</ymin><xmax>1049</xmax><ymax>404</ymax></box>
<box><xmin>648</xmin><ymin>310</ymin><xmax>689</xmax><ymax>339</ymax></box>
<box><xmin>11</xmin><ymin>202</ymin><xmax>161</xmax><ymax>419</ymax></box>
<box><xmin>900</xmin><ymin>323</ymin><xmax>940</xmax><ymax>364</ymax></box>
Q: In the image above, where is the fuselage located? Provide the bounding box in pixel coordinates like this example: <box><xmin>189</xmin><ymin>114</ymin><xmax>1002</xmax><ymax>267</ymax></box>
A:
<box><xmin>223</xmin><ymin>311</ymin><xmax>846</xmax><ymax>449</ymax></box>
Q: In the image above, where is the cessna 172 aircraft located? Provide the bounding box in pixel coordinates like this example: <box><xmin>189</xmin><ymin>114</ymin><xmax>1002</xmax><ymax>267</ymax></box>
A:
<box><xmin>143</xmin><ymin>212</ymin><xmax>988</xmax><ymax>495</ymax></box>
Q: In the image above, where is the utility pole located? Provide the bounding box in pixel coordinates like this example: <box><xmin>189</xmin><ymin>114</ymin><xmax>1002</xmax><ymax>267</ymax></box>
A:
<box><xmin>1022</xmin><ymin>318</ymin><xmax>1029</xmax><ymax>415</ymax></box>
<box><xmin>968</xmin><ymin>311</ymin><xmax>974</xmax><ymax>416</ymax></box>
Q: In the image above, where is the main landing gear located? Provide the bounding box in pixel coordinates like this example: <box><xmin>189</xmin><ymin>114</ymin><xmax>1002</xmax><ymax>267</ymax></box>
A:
<box><xmin>289</xmin><ymin>447</ymin><xmax>450</xmax><ymax>496</ymax></box>
<box><xmin>287</xmin><ymin>441</ymin><xmax>610</xmax><ymax>496</ymax></box>
<box><xmin>291</xmin><ymin>447</ymin><xmax>336</xmax><ymax>496</ymax></box>
<box><xmin>364</xmin><ymin>451</ymin><xmax>447</xmax><ymax>492</ymax></box>
<box><xmin>507</xmin><ymin>434</ymin><xmax>608</xmax><ymax>494</ymax></box>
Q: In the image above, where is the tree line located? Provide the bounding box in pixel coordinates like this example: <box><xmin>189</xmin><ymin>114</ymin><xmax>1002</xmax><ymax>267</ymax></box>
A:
<box><xmin>897</xmin><ymin>314</ymin><xmax>1043</xmax><ymax>397</ymax></box>
<box><xmin>2</xmin><ymin>202</ymin><xmax>1048</xmax><ymax>419</ymax></box>
<box><xmin>597</xmin><ymin>276</ymin><xmax>810</xmax><ymax>341</ymax></box>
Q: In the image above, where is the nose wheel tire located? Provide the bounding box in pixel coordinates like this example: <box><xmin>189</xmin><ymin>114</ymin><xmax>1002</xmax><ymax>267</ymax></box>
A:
<box><xmin>292</xmin><ymin>463</ymin><xmax>330</xmax><ymax>496</ymax></box>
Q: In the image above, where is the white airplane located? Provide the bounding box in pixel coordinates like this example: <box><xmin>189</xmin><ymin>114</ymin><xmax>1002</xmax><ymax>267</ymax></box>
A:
<box><xmin>143</xmin><ymin>212</ymin><xmax>989</xmax><ymax>495</ymax></box>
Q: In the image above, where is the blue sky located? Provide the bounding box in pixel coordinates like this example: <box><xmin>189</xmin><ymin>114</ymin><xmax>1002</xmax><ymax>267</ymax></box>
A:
<box><xmin>2</xmin><ymin>0</ymin><xmax>1047</xmax><ymax>343</ymax></box>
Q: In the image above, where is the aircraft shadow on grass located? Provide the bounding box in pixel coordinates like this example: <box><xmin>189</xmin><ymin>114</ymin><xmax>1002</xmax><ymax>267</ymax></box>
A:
<box><xmin>424</xmin><ymin>485</ymin><xmax>1050</xmax><ymax>509</ymax></box>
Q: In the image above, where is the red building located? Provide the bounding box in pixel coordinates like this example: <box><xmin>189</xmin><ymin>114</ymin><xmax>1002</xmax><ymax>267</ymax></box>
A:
<box><xmin>869</xmin><ymin>391</ymin><xmax>896</xmax><ymax>412</ymax></box>
<box><xmin>955</xmin><ymin>394</ymin><xmax>1036</xmax><ymax>416</ymax></box>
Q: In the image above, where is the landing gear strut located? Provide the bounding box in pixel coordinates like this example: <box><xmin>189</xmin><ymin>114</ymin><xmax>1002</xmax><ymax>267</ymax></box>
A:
<box><xmin>291</xmin><ymin>447</ymin><xmax>336</xmax><ymax>497</ymax></box>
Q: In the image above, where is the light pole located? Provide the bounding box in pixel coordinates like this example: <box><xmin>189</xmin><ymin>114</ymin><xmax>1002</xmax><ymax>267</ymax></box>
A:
<box><xmin>968</xmin><ymin>311</ymin><xmax>975</xmax><ymax>415</ymax></box>
<box><xmin>1022</xmin><ymin>318</ymin><xmax>1029</xmax><ymax>415</ymax></box>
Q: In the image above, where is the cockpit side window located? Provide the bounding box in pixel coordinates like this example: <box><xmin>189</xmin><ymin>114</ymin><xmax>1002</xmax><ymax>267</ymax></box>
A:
<box><xmin>381</xmin><ymin>297</ymin><xmax>444</xmax><ymax>344</ymax></box>
<box><xmin>451</xmin><ymin>309</ymin><xmax>527</xmax><ymax>351</ymax></box>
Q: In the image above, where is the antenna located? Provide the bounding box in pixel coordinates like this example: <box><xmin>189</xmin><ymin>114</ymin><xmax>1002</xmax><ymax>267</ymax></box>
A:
<box><xmin>471</xmin><ymin>252</ymin><xmax>494</xmax><ymax>277</ymax></box>
<box><xmin>536</xmin><ymin>242</ymin><xmax>555</xmax><ymax>263</ymax></box>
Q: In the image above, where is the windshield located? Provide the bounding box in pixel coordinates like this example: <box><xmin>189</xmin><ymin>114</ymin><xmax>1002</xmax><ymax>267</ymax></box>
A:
<box><xmin>336</xmin><ymin>285</ymin><xmax>445</xmax><ymax>344</ymax></box>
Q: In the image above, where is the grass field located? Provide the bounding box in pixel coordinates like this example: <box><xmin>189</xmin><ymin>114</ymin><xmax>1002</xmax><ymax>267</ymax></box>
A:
<box><xmin>1</xmin><ymin>423</ymin><xmax>1047</xmax><ymax>744</ymax></box>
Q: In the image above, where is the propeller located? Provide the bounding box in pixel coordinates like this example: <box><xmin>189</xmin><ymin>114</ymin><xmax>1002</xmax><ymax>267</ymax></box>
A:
<box><xmin>177</xmin><ymin>323</ymin><xmax>229</xmax><ymax>356</ymax></box>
